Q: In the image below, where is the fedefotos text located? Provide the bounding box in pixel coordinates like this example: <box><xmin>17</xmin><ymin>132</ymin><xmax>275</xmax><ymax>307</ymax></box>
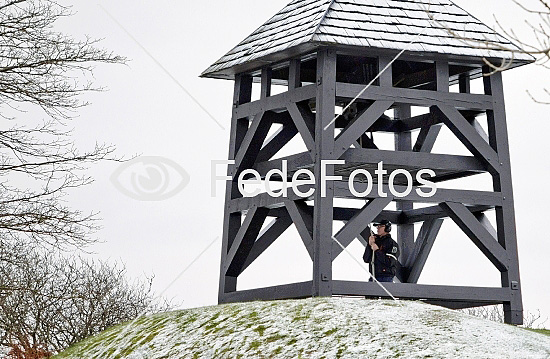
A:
<box><xmin>212</xmin><ymin>160</ymin><xmax>438</xmax><ymax>198</ymax></box>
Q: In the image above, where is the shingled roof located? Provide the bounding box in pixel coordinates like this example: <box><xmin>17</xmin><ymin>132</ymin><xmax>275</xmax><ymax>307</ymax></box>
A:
<box><xmin>202</xmin><ymin>0</ymin><xmax>533</xmax><ymax>79</ymax></box>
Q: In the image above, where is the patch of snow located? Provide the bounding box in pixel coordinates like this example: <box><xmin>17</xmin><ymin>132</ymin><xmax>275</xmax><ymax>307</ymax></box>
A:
<box><xmin>53</xmin><ymin>297</ymin><xmax>550</xmax><ymax>359</ymax></box>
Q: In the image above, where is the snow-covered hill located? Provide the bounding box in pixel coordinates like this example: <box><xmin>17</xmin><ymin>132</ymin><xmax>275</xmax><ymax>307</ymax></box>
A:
<box><xmin>53</xmin><ymin>297</ymin><xmax>550</xmax><ymax>358</ymax></box>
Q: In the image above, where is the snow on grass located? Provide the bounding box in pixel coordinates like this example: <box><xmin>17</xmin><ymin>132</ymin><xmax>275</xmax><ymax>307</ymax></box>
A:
<box><xmin>53</xmin><ymin>297</ymin><xmax>550</xmax><ymax>359</ymax></box>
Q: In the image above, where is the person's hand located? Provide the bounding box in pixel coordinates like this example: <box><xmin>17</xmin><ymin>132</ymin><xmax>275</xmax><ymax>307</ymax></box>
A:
<box><xmin>369</xmin><ymin>235</ymin><xmax>378</xmax><ymax>251</ymax></box>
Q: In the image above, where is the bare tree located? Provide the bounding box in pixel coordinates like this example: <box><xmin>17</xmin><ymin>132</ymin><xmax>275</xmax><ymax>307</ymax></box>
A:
<box><xmin>424</xmin><ymin>0</ymin><xmax>550</xmax><ymax>102</ymax></box>
<box><xmin>0</xmin><ymin>0</ymin><xmax>124</xmax><ymax>250</ymax></box>
<box><xmin>460</xmin><ymin>305</ymin><xmax>548</xmax><ymax>329</ymax></box>
<box><xmin>0</xmin><ymin>2</ymin><xmax>162</xmax><ymax>357</ymax></box>
<box><xmin>0</xmin><ymin>246</ymin><xmax>170</xmax><ymax>357</ymax></box>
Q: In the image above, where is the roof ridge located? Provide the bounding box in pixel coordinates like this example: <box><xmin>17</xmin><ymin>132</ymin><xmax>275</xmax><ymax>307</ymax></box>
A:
<box><xmin>309</xmin><ymin>0</ymin><xmax>337</xmax><ymax>42</ymax></box>
<box><xmin>202</xmin><ymin>0</ymin><xmax>534</xmax><ymax>79</ymax></box>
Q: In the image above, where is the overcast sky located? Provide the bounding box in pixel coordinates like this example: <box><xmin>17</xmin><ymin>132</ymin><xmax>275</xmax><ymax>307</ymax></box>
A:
<box><xmin>54</xmin><ymin>0</ymin><xmax>550</xmax><ymax>324</ymax></box>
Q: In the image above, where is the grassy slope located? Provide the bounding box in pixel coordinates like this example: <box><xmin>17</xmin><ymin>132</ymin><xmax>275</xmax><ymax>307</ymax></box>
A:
<box><xmin>526</xmin><ymin>328</ymin><xmax>550</xmax><ymax>336</ymax></box>
<box><xmin>54</xmin><ymin>298</ymin><xmax>550</xmax><ymax>359</ymax></box>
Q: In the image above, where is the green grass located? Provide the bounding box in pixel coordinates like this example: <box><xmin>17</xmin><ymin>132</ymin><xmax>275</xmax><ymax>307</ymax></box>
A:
<box><xmin>525</xmin><ymin>328</ymin><xmax>550</xmax><ymax>336</ymax></box>
<box><xmin>324</xmin><ymin>328</ymin><xmax>338</xmax><ymax>335</ymax></box>
<box><xmin>265</xmin><ymin>333</ymin><xmax>286</xmax><ymax>343</ymax></box>
<box><xmin>253</xmin><ymin>324</ymin><xmax>267</xmax><ymax>336</ymax></box>
<box><xmin>248</xmin><ymin>340</ymin><xmax>261</xmax><ymax>350</ymax></box>
<box><xmin>52</xmin><ymin>298</ymin><xmax>550</xmax><ymax>359</ymax></box>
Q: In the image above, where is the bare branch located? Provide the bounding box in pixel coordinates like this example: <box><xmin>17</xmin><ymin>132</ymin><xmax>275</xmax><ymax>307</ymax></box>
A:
<box><xmin>0</xmin><ymin>247</ymin><xmax>172</xmax><ymax>355</ymax></box>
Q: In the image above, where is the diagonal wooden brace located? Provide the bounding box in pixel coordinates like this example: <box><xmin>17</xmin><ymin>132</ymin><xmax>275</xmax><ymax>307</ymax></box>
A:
<box><xmin>441</xmin><ymin>201</ymin><xmax>508</xmax><ymax>272</ymax></box>
<box><xmin>406</xmin><ymin>218</ymin><xmax>444</xmax><ymax>283</ymax></box>
<box><xmin>224</xmin><ymin>206</ymin><xmax>270</xmax><ymax>277</ymax></box>
<box><xmin>239</xmin><ymin>214</ymin><xmax>293</xmax><ymax>274</ymax></box>
<box><xmin>287</xmin><ymin>102</ymin><xmax>316</xmax><ymax>160</ymax></box>
<box><xmin>233</xmin><ymin>111</ymin><xmax>271</xmax><ymax>178</ymax></box>
<box><xmin>434</xmin><ymin>105</ymin><xmax>500</xmax><ymax>175</ymax></box>
<box><xmin>413</xmin><ymin>123</ymin><xmax>442</xmax><ymax>153</ymax></box>
<box><xmin>285</xmin><ymin>200</ymin><xmax>314</xmax><ymax>260</ymax></box>
<box><xmin>256</xmin><ymin>121</ymin><xmax>298</xmax><ymax>163</ymax></box>
<box><xmin>334</xmin><ymin>100</ymin><xmax>393</xmax><ymax>159</ymax></box>
<box><xmin>332</xmin><ymin>197</ymin><xmax>393</xmax><ymax>261</ymax></box>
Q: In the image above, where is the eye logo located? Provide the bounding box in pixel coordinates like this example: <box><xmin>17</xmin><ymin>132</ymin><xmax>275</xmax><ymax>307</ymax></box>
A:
<box><xmin>110</xmin><ymin>156</ymin><xmax>190</xmax><ymax>201</ymax></box>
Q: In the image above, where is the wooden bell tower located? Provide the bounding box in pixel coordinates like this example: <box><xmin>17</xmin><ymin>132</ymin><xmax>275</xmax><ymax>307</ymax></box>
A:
<box><xmin>202</xmin><ymin>0</ymin><xmax>533</xmax><ymax>324</ymax></box>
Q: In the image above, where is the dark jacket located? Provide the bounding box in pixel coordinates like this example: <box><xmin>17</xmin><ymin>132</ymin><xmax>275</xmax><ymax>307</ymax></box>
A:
<box><xmin>363</xmin><ymin>234</ymin><xmax>399</xmax><ymax>277</ymax></box>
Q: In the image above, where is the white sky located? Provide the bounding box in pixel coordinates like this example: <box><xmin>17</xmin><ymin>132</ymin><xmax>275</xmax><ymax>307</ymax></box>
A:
<box><xmin>53</xmin><ymin>0</ymin><xmax>550</xmax><ymax>325</ymax></box>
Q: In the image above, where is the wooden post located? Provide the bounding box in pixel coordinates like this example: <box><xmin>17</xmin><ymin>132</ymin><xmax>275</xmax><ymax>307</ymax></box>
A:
<box><xmin>312</xmin><ymin>49</ymin><xmax>337</xmax><ymax>297</ymax></box>
<box><xmin>219</xmin><ymin>74</ymin><xmax>252</xmax><ymax>301</ymax></box>
<box><xmin>394</xmin><ymin>104</ymin><xmax>414</xmax><ymax>282</ymax></box>
<box><xmin>436</xmin><ymin>61</ymin><xmax>449</xmax><ymax>92</ymax></box>
<box><xmin>261</xmin><ymin>67</ymin><xmax>272</xmax><ymax>98</ymax></box>
<box><xmin>289</xmin><ymin>59</ymin><xmax>301</xmax><ymax>90</ymax></box>
<box><xmin>484</xmin><ymin>67</ymin><xmax>523</xmax><ymax>325</ymax></box>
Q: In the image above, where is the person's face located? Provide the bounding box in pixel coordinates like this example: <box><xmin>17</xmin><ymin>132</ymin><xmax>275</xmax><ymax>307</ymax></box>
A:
<box><xmin>376</xmin><ymin>224</ymin><xmax>386</xmax><ymax>236</ymax></box>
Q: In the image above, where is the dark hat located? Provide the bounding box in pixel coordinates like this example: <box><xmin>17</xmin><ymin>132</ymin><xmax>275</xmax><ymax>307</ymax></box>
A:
<box><xmin>373</xmin><ymin>219</ymin><xmax>392</xmax><ymax>232</ymax></box>
<box><xmin>373</xmin><ymin>219</ymin><xmax>391</xmax><ymax>226</ymax></box>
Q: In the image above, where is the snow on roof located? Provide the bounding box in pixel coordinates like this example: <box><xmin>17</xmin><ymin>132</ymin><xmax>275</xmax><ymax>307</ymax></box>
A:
<box><xmin>202</xmin><ymin>0</ymin><xmax>533</xmax><ymax>79</ymax></box>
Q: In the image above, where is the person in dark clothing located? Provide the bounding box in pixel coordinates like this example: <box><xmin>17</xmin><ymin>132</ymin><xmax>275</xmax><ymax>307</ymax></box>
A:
<box><xmin>363</xmin><ymin>220</ymin><xmax>399</xmax><ymax>283</ymax></box>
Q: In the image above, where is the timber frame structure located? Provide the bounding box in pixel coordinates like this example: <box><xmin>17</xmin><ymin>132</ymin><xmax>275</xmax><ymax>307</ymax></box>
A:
<box><xmin>202</xmin><ymin>0</ymin><xmax>532</xmax><ymax>325</ymax></box>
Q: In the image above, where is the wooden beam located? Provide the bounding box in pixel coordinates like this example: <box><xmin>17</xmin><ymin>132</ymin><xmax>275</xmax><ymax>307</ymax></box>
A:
<box><xmin>253</xmin><ymin>148</ymin><xmax>487</xmax><ymax>182</ymax></box>
<box><xmin>234</xmin><ymin>84</ymin><xmax>317</xmax><ymax>118</ymax></box>
<box><xmin>287</xmin><ymin>102</ymin><xmax>316</xmax><ymax>159</ymax></box>
<box><xmin>253</xmin><ymin>152</ymin><xmax>312</xmax><ymax>179</ymax></box>
<box><xmin>239</xmin><ymin>215</ymin><xmax>293</xmax><ymax>274</ymax></box>
<box><xmin>367</xmin><ymin>115</ymin><xmax>400</xmax><ymax>132</ymax></box>
<box><xmin>406</xmin><ymin>219</ymin><xmax>444</xmax><ymax>283</ymax></box>
<box><xmin>440</xmin><ymin>201</ymin><xmax>508</xmax><ymax>272</ymax></box>
<box><xmin>233</xmin><ymin>74</ymin><xmax>252</xmax><ymax>107</ymax></box>
<box><xmin>403</xmin><ymin>204</ymin><xmax>494</xmax><ymax>224</ymax></box>
<box><xmin>336</xmin><ymin>82</ymin><xmax>493</xmax><ymax>111</ymax></box>
<box><xmin>289</xmin><ymin>59</ymin><xmax>301</xmax><ymax>90</ymax></box>
<box><xmin>413</xmin><ymin>124</ymin><xmax>442</xmax><ymax>153</ymax></box>
<box><xmin>484</xmin><ymin>69</ymin><xmax>523</xmax><ymax>325</ymax></box>
<box><xmin>312</xmin><ymin>49</ymin><xmax>336</xmax><ymax>297</ymax></box>
<box><xmin>233</xmin><ymin>111</ymin><xmax>270</xmax><ymax>176</ymax></box>
<box><xmin>256</xmin><ymin>122</ymin><xmax>298</xmax><ymax>163</ymax></box>
<box><xmin>332</xmin><ymin>197</ymin><xmax>394</xmax><ymax>261</ymax></box>
<box><xmin>333</xmin><ymin>208</ymin><xmax>401</xmax><ymax>224</ymax></box>
<box><xmin>470</xmin><ymin>118</ymin><xmax>490</xmax><ymax>144</ymax></box>
<box><xmin>285</xmin><ymin>200</ymin><xmax>314</xmax><ymax>260</ymax></box>
<box><xmin>459</xmin><ymin>73</ymin><xmax>471</xmax><ymax>94</ymax></box>
<box><xmin>358</xmin><ymin>133</ymin><xmax>378</xmax><ymax>149</ymax></box>
<box><xmin>332</xmin><ymin>280</ymin><xmax>511</xmax><ymax>303</ymax></box>
<box><xmin>220</xmin><ymin>281</ymin><xmax>313</xmax><ymax>304</ymax></box>
<box><xmin>400</xmin><ymin>112</ymin><xmax>442</xmax><ymax>131</ymax></box>
<box><xmin>474</xmin><ymin>212</ymin><xmax>498</xmax><ymax>240</ymax></box>
<box><xmin>224</xmin><ymin>206</ymin><xmax>270</xmax><ymax>277</ymax></box>
<box><xmin>261</xmin><ymin>67</ymin><xmax>272</xmax><ymax>98</ymax></box>
<box><xmin>425</xmin><ymin>300</ymin><xmax>503</xmax><ymax>310</ymax></box>
<box><xmin>434</xmin><ymin>105</ymin><xmax>500</xmax><ymax>175</ymax></box>
<box><xmin>341</xmin><ymin>148</ymin><xmax>487</xmax><ymax>173</ymax></box>
<box><xmin>220</xmin><ymin>74</ymin><xmax>254</xmax><ymax>298</ymax></box>
<box><xmin>334</xmin><ymin>100</ymin><xmax>393</xmax><ymax>158</ymax></box>
<box><xmin>394</xmin><ymin>106</ymin><xmax>415</xmax><ymax>281</ymax></box>
<box><xmin>334</xmin><ymin>181</ymin><xmax>503</xmax><ymax>207</ymax></box>
<box><xmin>262</xmin><ymin>110</ymin><xmax>294</xmax><ymax>125</ymax></box>
<box><xmin>436</xmin><ymin>61</ymin><xmax>449</xmax><ymax>92</ymax></box>
<box><xmin>378</xmin><ymin>56</ymin><xmax>393</xmax><ymax>87</ymax></box>
<box><xmin>229</xmin><ymin>189</ymin><xmax>314</xmax><ymax>213</ymax></box>
<box><xmin>228</xmin><ymin>186</ymin><xmax>502</xmax><ymax>213</ymax></box>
